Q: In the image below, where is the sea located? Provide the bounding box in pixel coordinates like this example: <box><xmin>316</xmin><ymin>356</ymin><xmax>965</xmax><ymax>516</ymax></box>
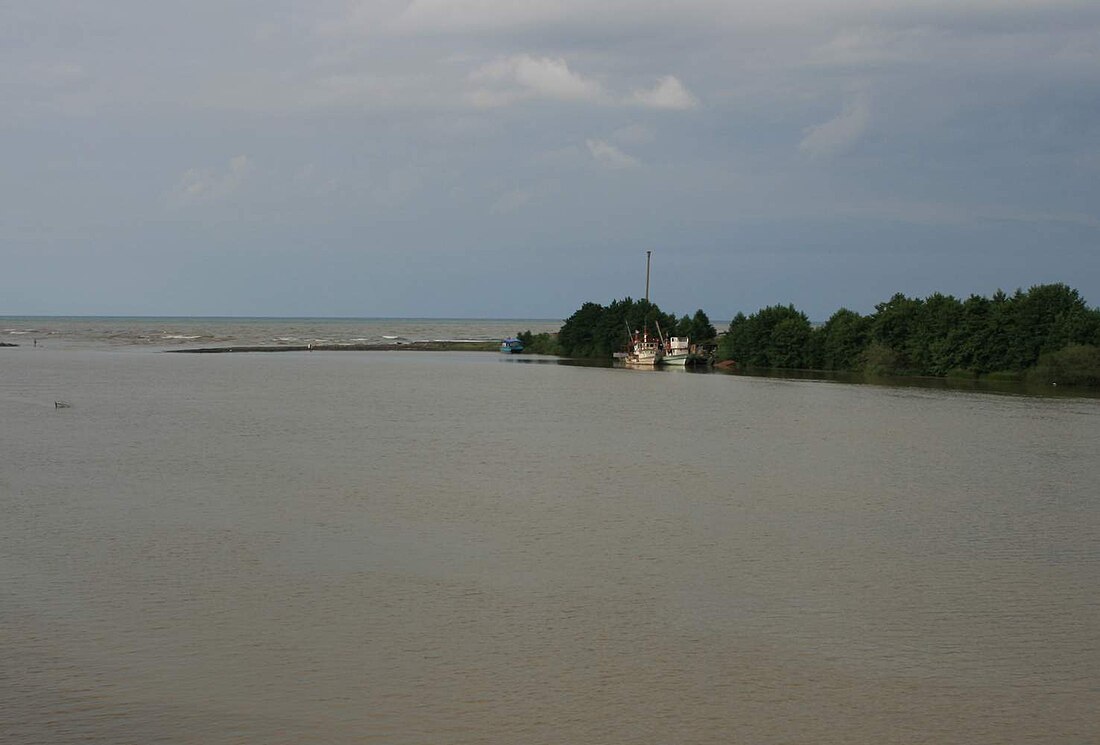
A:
<box><xmin>0</xmin><ymin>316</ymin><xmax>564</xmax><ymax>351</ymax></box>
<box><xmin>2</xmin><ymin>317</ymin><xmax>1098</xmax><ymax>744</ymax></box>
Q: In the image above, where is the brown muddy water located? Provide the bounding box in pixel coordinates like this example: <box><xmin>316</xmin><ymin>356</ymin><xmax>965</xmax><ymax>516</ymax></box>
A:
<box><xmin>2</xmin><ymin>346</ymin><xmax>1098</xmax><ymax>744</ymax></box>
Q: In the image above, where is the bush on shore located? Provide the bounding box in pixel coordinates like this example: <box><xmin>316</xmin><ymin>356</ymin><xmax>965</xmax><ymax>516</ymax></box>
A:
<box><xmin>517</xmin><ymin>330</ymin><xmax>561</xmax><ymax>355</ymax></box>
<box><xmin>1027</xmin><ymin>344</ymin><xmax>1100</xmax><ymax>386</ymax></box>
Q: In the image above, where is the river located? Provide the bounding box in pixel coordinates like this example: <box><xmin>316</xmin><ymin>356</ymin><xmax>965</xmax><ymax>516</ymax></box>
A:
<box><xmin>2</xmin><ymin>342</ymin><xmax>1097</xmax><ymax>743</ymax></box>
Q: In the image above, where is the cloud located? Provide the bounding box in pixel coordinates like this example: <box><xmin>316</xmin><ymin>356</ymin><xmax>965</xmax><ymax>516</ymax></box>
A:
<box><xmin>465</xmin><ymin>57</ymin><xmax>701</xmax><ymax>113</ymax></box>
<box><xmin>628</xmin><ymin>75</ymin><xmax>698</xmax><ymax>110</ymax></box>
<box><xmin>172</xmin><ymin>155</ymin><xmax>251</xmax><ymax>205</ymax></box>
<box><xmin>586</xmin><ymin>139</ymin><xmax>641</xmax><ymax>169</ymax></box>
<box><xmin>467</xmin><ymin>55</ymin><xmax>604</xmax><ymax>107</ymax></box>
<box><xmin>798</xmin><ymin>95</ymin><xmax>871</xmax><ymax>158</ymax></box>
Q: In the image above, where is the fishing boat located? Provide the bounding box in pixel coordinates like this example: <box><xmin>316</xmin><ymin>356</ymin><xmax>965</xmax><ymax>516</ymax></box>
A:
<box><xmin>499</xmin><ymin>337</ymin><xmax>524</xmax><ymax>354</ymax></box>
<box><xmin>661</xmin><ymin>336</ymin><xmax>693</xmax><ymax>365</ymax></box>
<box><xmin>619</xmin><ymin>250</ymin><xmax>666</xmax><ymax>367</ymax></box>
<box><xmin>624</xmin><ymin>327</ymin><xmax>663</xmax><ymax>366</ymax></box>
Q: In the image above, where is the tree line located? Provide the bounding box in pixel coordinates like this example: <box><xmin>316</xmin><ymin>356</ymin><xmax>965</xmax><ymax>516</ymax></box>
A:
<box><xmin>717</xmin><ymin>284</ymin><xmax>1100</xmax><ymax>385</ymax></box>
<box><xmin>520</xmin><ymin>283</ymin><xmax>1100</xmax><ymax>386</ymax></box>
<box><xmin>520</xmin><ymin>299</ymin><xmax>716</xmax><ymax>357</ymax></box>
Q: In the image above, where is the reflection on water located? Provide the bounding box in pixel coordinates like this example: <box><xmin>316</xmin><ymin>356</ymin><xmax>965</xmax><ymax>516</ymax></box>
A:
<box><xmin>2</xmin><ymin>349</ymin><xmax>1098</xmax><ymax>744</ymax></box>
<box><xmin>527</xmin><ymin>355</ymin><xmax>1100</xmax><ymax>398</ymax></box>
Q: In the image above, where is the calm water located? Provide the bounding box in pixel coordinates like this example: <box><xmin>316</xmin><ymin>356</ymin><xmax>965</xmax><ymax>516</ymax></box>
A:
<box><xmin>2</xmin><ymin>334</ymin><xmax>1098</xmax><ymax>743</ymax></box>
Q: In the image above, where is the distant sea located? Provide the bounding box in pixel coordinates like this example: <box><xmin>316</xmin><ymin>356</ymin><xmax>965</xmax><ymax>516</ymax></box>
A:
<box><xmin>0</xmin><ymin>316</ymin><xmax>563</xmax><ymax>351</ymax></box>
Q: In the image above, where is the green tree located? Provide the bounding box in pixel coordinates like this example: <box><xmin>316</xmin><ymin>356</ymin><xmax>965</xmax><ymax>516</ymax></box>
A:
<box><xmin>676</xmin><ymin>309</ymin><xmax>717</xmax><ymax>342</ymax></box>
<box><xmin>952</xmin><ymin>294</ymin><xmax>993</xmax><ymax>373</ymax></box>
<box><xmin>913</xmin><ymin>293</ymin><xmax>964</xmax><ymax>375</ymax></box>
<box><xmin>557</xmin><ymin>298</ymin><xmax>677</xmax><ymax>358</ymax></box>
<box><xmin>979</xmin><ymin>289</ymin><xmax>1017</xmax><ymax>373</ymax></box>
<box><xmin>717</xmin><ymin>312</ymin><xmax>749</xmax><ymax>363</ymax></box>
<box><xmin>602</xmin><ymin>297</ymin><xmax>678</xmax><ymax>353</ymax></box>
<box><xmin>869</xmin><ymin>293</ymin><xmax>922</xmax><ymax>373</ymax></box>
<box><xmin>861</xmin><ymin>342</ymin><xmax>901</xmax><ymax>376</ymax></box>
<box><xmin>1017</xmin><ymin>283</ymin><xmax>1094</xmax><ymax>359</ymax></box>
<box><xmin>709</xmin><ymin>284</ymin><xmax>1097</xmax><ymax>384</ymax></box>
<box><xmin>557</xmin><ymin>302</ymin><xmax>606</xmax><ymax>357</ymax></box>
<box><xmin>768</xmin><ymin>316</ymin><xmax>812</xmax><ymax>368</ymax></box>
<box><xmin>716</xmin><ymin>305</ymin><xmax>811</xmax><ymax>368</ymax></box>
<box><xmin>817</xmin><ymin>308</ymin><xmax>870</xmax><ymax>370</ymax></box>
<box><xmin>517</xmin><ymin>330</ymin><xmax>560</xmax><ymax>355</ymax></box>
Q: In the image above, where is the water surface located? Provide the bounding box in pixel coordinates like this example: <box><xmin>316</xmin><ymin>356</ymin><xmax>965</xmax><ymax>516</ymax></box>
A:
<box><xmin>1</xmin><ymin>316</ymin><xmax>561</xmax><ymax>350</ymax></box>
<box><xmin>2</xmin><ymin>345</ymin><xmax>1097</xmax><ymax>743</ymax></box>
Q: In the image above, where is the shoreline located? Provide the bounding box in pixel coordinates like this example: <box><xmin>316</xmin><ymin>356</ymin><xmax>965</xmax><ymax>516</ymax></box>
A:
<box><xmin>167</xmin><ymin>340</ymin><xmax>501</xmax><ymax>354</ymax></box>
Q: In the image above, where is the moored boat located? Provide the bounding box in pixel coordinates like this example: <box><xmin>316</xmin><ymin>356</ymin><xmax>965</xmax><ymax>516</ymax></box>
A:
<box><xmin>499</xmin><ymin>337</ymin><xmax>524</xmax><ymax>353</ymax></box>
<box><xmin>661</xmin><ymin>336</ymin><xmax>692</xmax><ymax>365</ymax></box>
<box><xmin>624</xmin><ymin>328</ymin><xmax>663</xmax><ymax>366</ymax></box>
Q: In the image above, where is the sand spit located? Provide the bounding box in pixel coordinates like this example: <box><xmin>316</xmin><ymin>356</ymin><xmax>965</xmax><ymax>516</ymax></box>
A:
<box><xmin>168</xmin><ymin>341</ymin><xmax>500</xmax><ymax>354</ymax></box>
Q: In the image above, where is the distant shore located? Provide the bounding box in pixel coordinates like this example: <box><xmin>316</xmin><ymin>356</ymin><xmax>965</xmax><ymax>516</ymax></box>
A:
<box><xmin>168</xmin><ymin>340</ymin><xmax>501</xmax><ymax>354</ymax></box>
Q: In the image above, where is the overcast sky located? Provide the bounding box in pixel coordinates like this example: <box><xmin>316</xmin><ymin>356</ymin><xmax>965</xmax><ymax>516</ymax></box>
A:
<box><xmin>3</xmin><ymin>1</ymin><xmax>1098</xmax><ymax>320</ymax></box>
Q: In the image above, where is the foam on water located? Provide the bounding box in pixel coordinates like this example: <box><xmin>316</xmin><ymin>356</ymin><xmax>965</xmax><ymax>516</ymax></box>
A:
<box><xmin>0</xmin><ymin>317</ymin><xmax>562</xmax><ymax>350</ymax></box>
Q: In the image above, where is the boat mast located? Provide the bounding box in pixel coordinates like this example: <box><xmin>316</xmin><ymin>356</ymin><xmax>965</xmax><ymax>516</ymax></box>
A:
<box><xmin>644</xmin><ymin>250</ymin><xmax>651</xmax><ymax>303</ymax></box>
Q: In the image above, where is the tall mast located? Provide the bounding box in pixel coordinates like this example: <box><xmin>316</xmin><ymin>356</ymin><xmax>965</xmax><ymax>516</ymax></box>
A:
<box><xmin>645</xmin><ymin>250</ymin><xmax>651</xmax><ymax>303</ymax></box>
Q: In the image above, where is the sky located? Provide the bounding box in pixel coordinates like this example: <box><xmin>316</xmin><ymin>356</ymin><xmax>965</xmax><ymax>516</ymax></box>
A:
<box><xmin>3</xmin><ymin>0</ymin><xmax>1099</xmax><ymax>321</ymax></box>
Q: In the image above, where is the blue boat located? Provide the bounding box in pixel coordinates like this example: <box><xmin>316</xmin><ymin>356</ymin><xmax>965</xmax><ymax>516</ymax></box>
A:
<box><xmin>500</xmin><ymin>337</ymin><xmax>524</xmax><ymax>354</ymax></box>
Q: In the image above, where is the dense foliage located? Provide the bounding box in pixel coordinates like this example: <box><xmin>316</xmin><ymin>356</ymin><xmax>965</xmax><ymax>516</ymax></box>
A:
<box><xmin>717</xmin><ymin>284</ymin><xmax>1100</xmax><ymax>384</ymax></box>
<box><xmin>1028</xmin><ymin>345</ymin><xmax>1100</xmax><ymax>387</ymax></box>
<box><xmin>549</xmin><ymin>299</ymin><xmax>715</xmax><ymax>358</ymax></box>
<box><xmin>556</xmin><ymin>298</ymin><xmax>678</xmax><ymax>358</ymax></box>
<box><xmin>516</xmin><ymin>330</ymin><xmax>561</xmax><ymax>355</ymax></box>
<box><xmin>719</xmin><ymin>305</ymin><xmax>814</xmax><ymax>369</ymax></box>
<box><xmin>674</xmin><ymin>309</ymin><xmax>718</xmax><ymax>344</ymax></box>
